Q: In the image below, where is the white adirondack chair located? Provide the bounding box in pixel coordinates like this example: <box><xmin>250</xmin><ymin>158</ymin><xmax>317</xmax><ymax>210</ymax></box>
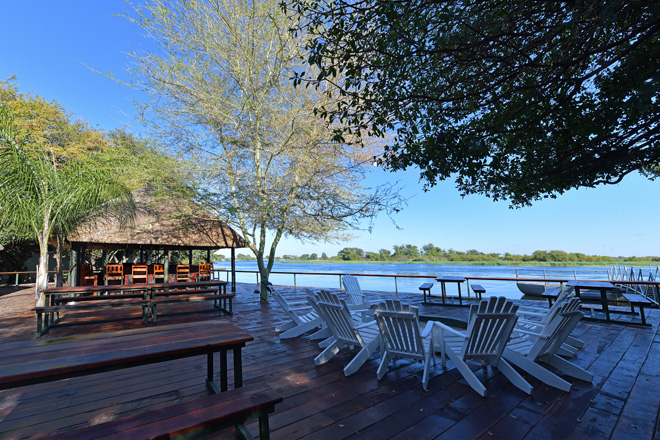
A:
<box><xmin>375</xmin><ymin>300</ymin><xmax>436</xmax><ymax>390</ymax></box>
<box><xmin>342</xmin><ymin>274</ymin><xmax>373</xmax><ymax>308</ymax></box>
<box><xmin>503</xmin><ymin>298</ymin><xmax>593</xmax><ymax>392</ymax></box>
<box><xmin>432</xmin><ymin>297</ymin><xmax>533</xmax><ymax>397</ymax></box>
<box><xmin>267</xmin><ymin>283</ymin><xmax>330</xmax><ymax>340</ymax></box>
<box><xmin>308</xmin><ymin>290</ymin><xmax>381</xmax><ymax>376</ymax></box>
<box><xmin>516</xmin><ymin>286</ymin><xmax>585</xmax><ymax>355</ymax></box>
<box><xmin>342</xmin><ymin>274</ymin><xmax>375</xmax><ymax>322</ymax></box>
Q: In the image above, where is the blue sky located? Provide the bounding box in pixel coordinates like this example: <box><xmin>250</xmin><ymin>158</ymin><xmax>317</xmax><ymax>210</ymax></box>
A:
<box><xmin>2</xmin><ymin>1</ymin><xmax>657</xmax><ymax>258</ymax></box>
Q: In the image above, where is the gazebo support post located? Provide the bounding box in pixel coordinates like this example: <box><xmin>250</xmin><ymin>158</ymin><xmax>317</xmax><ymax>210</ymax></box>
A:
<box><xmin>165</xmin><ymin>250</ymin><xmax>170</xmax><ymax>283</ymax></box>
<box><xmin>231</xmin><ymin>248</ymin><xmax>236</xmax><ymax>293</ymax></box>
<box><xmin>188</xmin><ymin>249</ymin><xmax>193</xmax><ymax>266</ymax></box>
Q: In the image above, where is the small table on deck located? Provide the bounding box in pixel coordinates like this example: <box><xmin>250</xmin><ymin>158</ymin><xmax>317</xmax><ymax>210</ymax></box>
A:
<box><xmin>0</xmin><ymin>321</ymin><xmax>252</xmax><ymax>394</ymax></box>
<box><xmin>435</xmin><ymin>276</ymin><xmax>467</xmax><ymax>305</ymax></box>
<box><xmin>567</xmin><ymin>280</ymin><xmax>618</xmax><ymax>322</ymax></box>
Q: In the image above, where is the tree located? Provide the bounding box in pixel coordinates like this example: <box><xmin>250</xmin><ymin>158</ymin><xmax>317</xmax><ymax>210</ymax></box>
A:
<box><xmin>0</xmin><ymin>107</ymin><xmax>134</xmax><ymax>306</ymax></box>
<box><xmin>125</xmin><ymin>0</ymin><xmax>400</xmax><ymax>301</ymax></box>
<box><xmin>286</xmin><ymin>1</ymin><xmax>660</xmax><ymax>206</ymax></box>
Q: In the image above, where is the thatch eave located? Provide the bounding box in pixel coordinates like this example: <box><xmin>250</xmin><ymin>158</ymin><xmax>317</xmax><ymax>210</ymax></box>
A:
<box><xmin>67</xmin><ymin>188</ymin><xmax>248</xmax><ymax>251</ymax></box>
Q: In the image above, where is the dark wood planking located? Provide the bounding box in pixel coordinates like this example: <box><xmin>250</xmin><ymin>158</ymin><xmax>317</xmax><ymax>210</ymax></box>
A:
<box><xmin>1</xmin><ymin>283</ymin><xmax>659</xmax><ymax>440</ymax></box>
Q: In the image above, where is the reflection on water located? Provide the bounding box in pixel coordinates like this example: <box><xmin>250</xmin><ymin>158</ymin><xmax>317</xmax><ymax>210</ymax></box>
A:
<box><xmin>214</xmin><ymin>262</ymin><xmax>613</xmax><ymax>300</ymax></box>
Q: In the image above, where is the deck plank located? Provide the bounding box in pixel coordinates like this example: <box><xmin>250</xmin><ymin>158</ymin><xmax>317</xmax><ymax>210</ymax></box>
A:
<box><xmin>0</xmin><ymin>283</ymin><xmax>658</xmax><ymax>439</ymax></box>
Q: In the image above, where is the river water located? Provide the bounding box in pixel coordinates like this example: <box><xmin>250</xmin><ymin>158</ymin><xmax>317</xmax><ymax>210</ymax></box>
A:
<box><xmin>214</xmin><ymin>261</ymin><xmax>615</xmax><ymax>300</ymax></box>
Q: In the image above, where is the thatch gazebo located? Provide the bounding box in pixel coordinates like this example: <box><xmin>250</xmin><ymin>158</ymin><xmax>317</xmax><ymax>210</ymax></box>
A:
<box><xmin>66</xmin><ymin>187</ymin><xmax>248</xmax><ymax>291</ymax></box>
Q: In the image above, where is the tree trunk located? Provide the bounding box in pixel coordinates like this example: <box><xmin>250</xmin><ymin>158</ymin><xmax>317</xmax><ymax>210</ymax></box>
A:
<box><xmin>35</xmin><ymin>234</ymin><xmax>49</xmax><ymax>308</ymax></box>
<box><xmin>55</xmin><ymin>234</ymin><xmax>64</xmax><ymax>287</ymax></box>
<box><xmin>256</xmin><ymin>255</ymin><xmax>270</xmax><ymax>303</ymax></box>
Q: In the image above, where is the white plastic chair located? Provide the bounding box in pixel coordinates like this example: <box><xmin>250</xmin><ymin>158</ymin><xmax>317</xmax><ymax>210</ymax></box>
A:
<box><xmin>516</xmin><ymin>286</ymin><xmax>585</xmax><ymax>354</ymax></box>
<box><xmin>504</xmin><ymin>298</ymin><xmax>593</xmax><ymax>392</ymax></box>
<box><xmin>266</xmin><ymin>282</ymin><xmax>329</xmax><ymax>340</ymax></box>
<box><xmin>308</xmin><ymin>290</ymin><xmax>380</xmax><ymax>376</ymax></box>
<box><xmin>432</xmin><ymin>297</ymin><xmax>533</xmax><ymax>397</ymax></box>
<box><xmin>375</xmin><ymin>300</ymin><xmax>436</xmax><ymax>390</ymax></box>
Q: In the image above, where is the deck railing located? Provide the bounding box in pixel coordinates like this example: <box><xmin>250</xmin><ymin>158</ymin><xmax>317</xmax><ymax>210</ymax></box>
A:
<box><xmin>212</xmin><ymin>268</ymin><xmax>583</xmax><ymax>298</ymax></box>
<box><xmin>0</xmin><ymin>271</ymin><xmax>58</xmax><ymax>286</ymax></box>
<box><xmin>608</xmin><ymin>264</ymin><xmax>660</xmax><ymax>303</ymax></box>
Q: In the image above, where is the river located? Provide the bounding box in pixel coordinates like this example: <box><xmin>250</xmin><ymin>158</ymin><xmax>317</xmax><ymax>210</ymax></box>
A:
<box><xmin>214</xmin><ymin>261</ymin><xmax>615</xmax><ymax>300</ymax></box>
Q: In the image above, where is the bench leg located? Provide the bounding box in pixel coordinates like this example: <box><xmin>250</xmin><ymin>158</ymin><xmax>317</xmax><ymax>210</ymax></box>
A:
<box><xmin>150</xmin><ymin>303</ymin><xmax>157</xmax><ymax>324</ymax></box>
<box><xmin>220</xmin><ymin>350</ymin><xmax>228</xmax><ymax>391</ymax></box>
<box><xmin>36</xmin><ymin>311</ymin><xmax>43</xmax><ymax>337</ymax></box>
<box><xmin>259</xmin><ymin>415</ymin><xmax>271</xmax><ymax>440</ymax></box>
<box><xmin>236</xmin><ymin>423</ymin><xmax>255</xmax><ymax>440</ymax></box>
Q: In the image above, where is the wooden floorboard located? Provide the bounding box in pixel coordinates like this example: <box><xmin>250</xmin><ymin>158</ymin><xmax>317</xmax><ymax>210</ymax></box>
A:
<box><xmin>0</xmin><ymin>283</ymin><xmax>658</xmax><ymax>439</ymax></box>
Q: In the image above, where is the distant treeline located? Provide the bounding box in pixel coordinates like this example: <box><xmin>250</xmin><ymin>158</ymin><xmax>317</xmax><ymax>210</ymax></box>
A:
<box><xmin>230</xmin><ymin>243</ymin><xmax>660</xmax><ymax>263</ymax></box>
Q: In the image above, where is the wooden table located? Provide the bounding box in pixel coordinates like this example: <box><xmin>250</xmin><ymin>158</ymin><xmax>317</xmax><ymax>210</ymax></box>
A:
<box><xmin>0</xmin><ymin>321</ymin><xmax>252</xmax><ymax>394</ymax></box>
<box><xmin>39</xmin><ymin>281</ymin><xmax>231</xmax><ymax>335</ymax></box>
<box><xmin>567</xmin><ymin>280</ymin><xmax>618</xmax><ymax>321</ymax></box>
<box><xmin>435</xmin><ymin>276</ymin><xmax>467</xmax><ymax>305</ymax></box>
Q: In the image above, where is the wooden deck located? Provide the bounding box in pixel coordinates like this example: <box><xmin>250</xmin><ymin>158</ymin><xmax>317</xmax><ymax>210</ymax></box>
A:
<box><xmin>0</xmin><ymin>283</ymin><xmax>659</xmax><ymax>439</ymax></box>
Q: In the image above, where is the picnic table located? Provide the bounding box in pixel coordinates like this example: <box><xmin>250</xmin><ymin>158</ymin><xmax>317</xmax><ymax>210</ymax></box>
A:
<box><xmin>435</xmin><ymin>275</ymin><xmax>467</xmax><ymax>305</ymax></box>
<box><xmin>566</xmin><ymin>280</ymin><xmax>618</xmax><ymax>322</ymax></box>
<box><xmin>36</xmin><ymin>280</ymin><xmax>232</xmax><ymax>336</ymax></box>
<box><xmin>0</xmin><ymin>320</ymin><xmax>252</xmax><ymax>394</ymax></box>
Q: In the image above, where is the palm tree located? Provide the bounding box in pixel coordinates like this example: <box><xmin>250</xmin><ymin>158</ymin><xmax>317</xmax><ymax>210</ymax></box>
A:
<box><xmin>0</xmin><ymin>106</ymin><xmax>134</xmax><ymax>306</ymax></box>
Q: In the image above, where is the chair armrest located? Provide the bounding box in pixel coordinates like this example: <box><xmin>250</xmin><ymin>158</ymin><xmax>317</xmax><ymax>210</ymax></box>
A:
<box><xmin>355</xmin><ymin>321</ymin><xmax>377</xmax><ymax>330</ymax></box>
<box><xmin>421</xmin><ymin>320</ymin><xmax>434</xmax><ymax>338</ymax></box>
<box><xmin>517</xmin><ymin>310</ymin><xmax>546</xmax><ymax>318</ymax></box>
<box><xmin>517</xmin><ymin>318</ymin><xmax>544</xmax><ymax>327</ymax></box>
<box><xmin>511</xmin><ymin>328</ymin><xmax>542</xmax><ymax>338</ymax></box>
<box><xmin>432</xmin><ymin>321</ymin><xmax>466</xmax><ymax>338</ymax></box>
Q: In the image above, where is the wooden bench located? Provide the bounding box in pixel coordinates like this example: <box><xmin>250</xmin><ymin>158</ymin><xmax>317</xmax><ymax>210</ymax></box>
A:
<box><xmin>150</xmin><ymin>287</ymin><xmax>235</xmax><ymax>323</ymax></box>
<box><xmin>33</xmin><ymin>299</ymin><xmax>150</xmax><ymax>337</ymax></box>
<box><xmin>470</xmin><ymin>284</ymin><xmax>486</xmax><ymax>300</ymax></box>
<box><xmin>622</xmin><ymin>293</ymin><xmax>656</xmax><ymax>326</ymax></box>
<box><xmin>419</xmin><ymin>282</ymin><xmax>434</xmax><ymax>303</ymax></box>
<box><xmin>41</xmin><ymin>383</ymin><xmax>283</xmax><ymax>440</ymax></box>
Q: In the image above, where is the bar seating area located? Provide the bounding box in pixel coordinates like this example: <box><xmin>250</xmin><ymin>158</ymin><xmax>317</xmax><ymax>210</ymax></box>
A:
<box><xmin>78</xmin><ymin>263</ymin><xmax>213</xmax><ymax>286</ymax></box>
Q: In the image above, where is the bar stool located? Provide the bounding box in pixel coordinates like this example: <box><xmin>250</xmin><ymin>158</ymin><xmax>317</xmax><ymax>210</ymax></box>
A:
<box><xmin>176</xmin><ymin>265</ymin><xmax>190</xmax><ymax>282</ymax></box>
<box><xmin>198</xmin><ymin>263</ymin><xmax>212</xmax><ymax>281</ymax></box>
<box><xmin>105</xmin><ymin>264</ymin><xmax>124</xmax><ymax>285</ymax></box>
<box><xmin>132</xmin><ymin>265</ymin><xmax>148</xmax><ymax>284</ymax></box>
<box><xmin>152</xmin><ymin>264</ymin><xmax>165</xmax><ymax>284</ymax></box>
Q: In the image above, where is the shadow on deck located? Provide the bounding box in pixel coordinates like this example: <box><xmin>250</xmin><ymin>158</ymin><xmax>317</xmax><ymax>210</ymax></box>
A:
<box><xmin>0</xmin><ymin>283</ymin><xmax>659</xmax><ymax>439</ymax></box>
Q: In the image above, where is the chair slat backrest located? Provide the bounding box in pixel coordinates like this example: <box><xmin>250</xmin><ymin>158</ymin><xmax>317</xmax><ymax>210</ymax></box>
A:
<box><xmin>529</xmin><ymin>298</ymin><xmax>583</xmax><ymax>360</ymax></box>
<box><xmin>314</xmin><ymin>291</ymin><xmax>363</xmax><ymax>347</ymax></box>
<box><xmin>342</xmin><ymin>275</ymin><xmax>367</xmax><ymax>307</ymax></box>
<box><xmin>176</xmin><ymin>265</ymin><xmax>190</xmax><ymax>282</ymax></box>
<box><xmin>462</xmin><ymin>297</ymin><xmax>519</xmax><ymax>362</ymax></box>
<box><xmin>198</xmin><ymin>263</ymin><xmax>212</xmax><ymax>281</ymax></box>
<box><xmin>132</xmin><ymin>265</ymin><xmax>148</xmax><ymax>284</ymax></box>
<box><xmin>105</xmin><ymin>264</ymin><xmax>123</xmax><ymax>279</ymax></box>
<box><xmin>153</xmin><ymin>264</ymin><xmax>165</xmax><ymax>282</ymax></box>
<box><xmin>376</xmin><ymin>301</ymin><xmax>425</xmax><ymax>360</ymax></box>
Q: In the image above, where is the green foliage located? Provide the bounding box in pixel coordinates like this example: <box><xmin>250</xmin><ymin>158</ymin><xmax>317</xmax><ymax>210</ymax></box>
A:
<box><xmin>125</xmin><ymin>0</ymin><xmax>403</xmax><ymax>301</ymax></box>
<box><xmin>0</xmin><ymin>105</ymin><xmax>134</xmax><ymax>304</ymax></box>
<box><xmin>325</xmin><ymin>243</ymin><xmax>639</xmax><ymax>263</ymax></box>
<box><xmin>286</xmin><ymin>1</ymin><xmax>660</xmax><ymax>206</ymax></box>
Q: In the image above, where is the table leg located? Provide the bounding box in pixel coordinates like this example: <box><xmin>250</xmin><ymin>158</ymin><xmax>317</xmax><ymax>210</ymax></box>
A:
<box><xmin>441</xmin><ymin>282</ymin><xmax>447</xmax><ymax>304</ymax></box>
<box><xmin>600</xmin><ymin>288</ymin><xmax>611</xmax><ymax>321</ymax></box>
<box><xmin>233</xmin><ymin>347</ymin><xmax>243</xmax><ymax>388</ymax></box>
<box><xmin>457</xmin><ymin>283</ymin><xmax>463</xmax><ymax>306</ymax></box>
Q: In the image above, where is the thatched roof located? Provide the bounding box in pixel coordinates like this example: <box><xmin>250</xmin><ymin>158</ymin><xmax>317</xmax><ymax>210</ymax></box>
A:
<box><xmin>67</xmin><ymin>188</ymin><xmax>248</xmax><ymax>251</ymax></box>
